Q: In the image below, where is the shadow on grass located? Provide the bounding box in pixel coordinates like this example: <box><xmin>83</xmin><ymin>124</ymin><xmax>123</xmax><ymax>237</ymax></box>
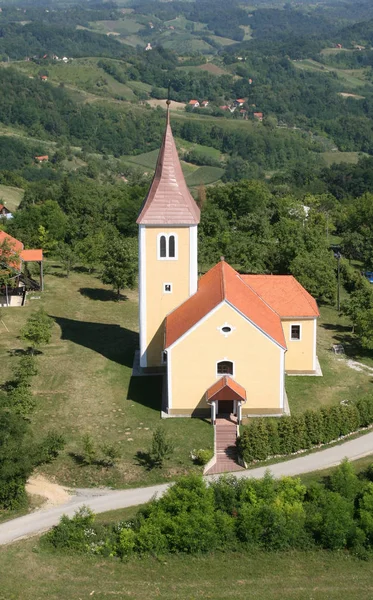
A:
<box><xmin>134</xmin><ymin>450</ymin><xmax>157</xmax><ymax>471</ymax></box>
<box><xmin>68</xmin><ymin>452</ymin><xmax>117</xmax><ymax>469</ymax></box>
<box><xmin>322</xmin><ymin>323</ymin><xmax>352</xmax><ymax>333</ymax></box>
<box><xmin>8</xmin><ymin>348</ymin><xmax>42</xmax><ymax>356</ymax></box>
<box><xmin>127</xmin><ymin>375</ymin><xmax>163</xmax><ymax>412</ymax></box>
<box><xmin>79</xmin><ymin>288</ymin><xmax>128</xmax><ymax>302</ymax></box>
<box><xmin>53</xmin><ymin>316</ymin><xmax>138</xmax><ymax>369</ymax></box>
<box><xmin>322</xmin><ymin>323</ymin><xmax>373</xmax><ymax>363</ymax></box>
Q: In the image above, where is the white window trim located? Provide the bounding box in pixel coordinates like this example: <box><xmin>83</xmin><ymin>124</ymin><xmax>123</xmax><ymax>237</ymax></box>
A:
<box><xmin>163</xmin><ymin>283</ymin><xmax>173</xmax><ymax>294</ymax></box>
<box><xmin>157</xmin><ymin>232</ymin><xmax>178</xmax><ymax>261</ymax></box>
<box><xmin>290</xmin><ymin>323</ymin><xmax>302</xmax><ymax>341</ymax></box>
<box><xmin>216</xmin><ymin>358</ymin><xmax>235</xmax><ymax>378</ymax></box>
<box><xmin>217</xmin><ymin>322</ymin><xmax>236</xmax><ymax>338</ymax></box>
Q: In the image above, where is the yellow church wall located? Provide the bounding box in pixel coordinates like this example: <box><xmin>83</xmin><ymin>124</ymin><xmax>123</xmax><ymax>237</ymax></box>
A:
<box><xmin>144</xmin><ymin>226</ymin><xmax>192</xmax><ymax>367</ymax></box>
<box><xmin>167</xmin><ymin>302</ymin><xmax>284</xmax><ymax>416</ymax></box>
<box><xmin>282</xmin><ymin>318</ymin><xmax>316</xmax><ymax>373</ymax></box>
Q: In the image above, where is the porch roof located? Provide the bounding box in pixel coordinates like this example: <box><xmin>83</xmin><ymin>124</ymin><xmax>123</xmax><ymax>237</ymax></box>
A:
<box><xmin>206</xmin><ymin>376</ymin><xmax>246</xmax><ymax>403</ymax></box>
<box><xmin>21</xmin><ymin>249</ymin><xmax>43</xmax><ymax>262</ymax></box>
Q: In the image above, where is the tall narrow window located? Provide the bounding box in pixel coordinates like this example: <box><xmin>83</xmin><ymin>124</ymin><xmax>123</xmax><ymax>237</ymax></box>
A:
<box><xmin>160</xmin><ymin>235</ymin><xmax>167</xmax><ymax>258</ymax></box>
<box><xmin>169</xmin><ymin>235</ymin><xmax>175</xmax><ymax>258</ymax></box>
<box><xmin>157</xmin><ymin>233</ymin><xmax>178</xmax><ymax>260</ymax></box>
<box><xmin>217</xmin><ymin>360</ymin><xmax>234</xmax><ymax>375</ymax></box>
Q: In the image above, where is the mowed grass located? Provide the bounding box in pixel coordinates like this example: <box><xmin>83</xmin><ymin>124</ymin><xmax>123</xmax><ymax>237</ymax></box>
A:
<box><xmin>0</xmin><ymin>184</ymin><xmax>24</xmax><ymax>212</ymax></box>
<box><xmin>286</xmin><ymin>304</ymin><xmax>373</xmax><ymax>414</ymax></box>
<box><xmin>0</xmin><ymin>266</ymin><xmax>212</xmax><ymax>488</ymax></box>
<box><xmin>1</xmin><ymin>541</ymin><xmax>373</xmax><ymax>599</ymax></box>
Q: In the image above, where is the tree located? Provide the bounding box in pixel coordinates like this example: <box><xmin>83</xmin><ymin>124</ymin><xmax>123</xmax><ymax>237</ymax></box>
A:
<box><xmin>290</xmin><ymin>251</ymin><xmax>336</xmax><ymax>302</ymax></box>
<box><xmin>57</xmin><ymin>242</ymin><xmax>76</xmax><ymax>277</ymax></box>
<box><xmin>21</xmin><ymin>308</ymin><xmax>53</xmax><ymax>354</ymax></box>
<box><xmin>149</xmin><ymin>427</ymin><xmax>174</xmax><ymax>468</ymax></box>
<box><xmin>76</xmin><ymin>233</ymin><xmax>105</xmax><ymax>273</ymax></box>
<box><xmin>101</xmin><ymin>237</ymin><xmax>137</xmax><ymax>299</ymax></box>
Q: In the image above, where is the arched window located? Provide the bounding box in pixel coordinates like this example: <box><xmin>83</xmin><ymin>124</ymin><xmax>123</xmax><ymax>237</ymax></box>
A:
<box><xmin>157</xmin><ymin>233</ymin><xmax>178</xmax><ymax>260</ymax></box>
<box><xmin>217</xmin><ymin>360</ymin><xmax>234</xmax><ymax>376</ymax></box>
<box><xmin>160</xmin><ymin>235</ymin><xmax>167</xmax><ymax>258</ymax></box>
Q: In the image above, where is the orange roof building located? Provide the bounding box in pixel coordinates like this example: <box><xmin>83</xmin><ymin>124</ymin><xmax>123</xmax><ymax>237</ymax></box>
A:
<box><xmin>137</xmin><ymin>103</ymin><xmax>321</xmax><ymax>426</ymax></box>
<box><xmin>0</xmin><ymin>231</ymin><xmax>44</xmax><ymax>305</ymax></box>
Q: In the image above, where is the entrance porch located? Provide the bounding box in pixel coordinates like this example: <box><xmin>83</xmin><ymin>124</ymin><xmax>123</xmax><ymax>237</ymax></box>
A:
<box><xmin>206</xmin><ymin>375</ymin><xmax>247</xmax><ymax>425</ymax></box>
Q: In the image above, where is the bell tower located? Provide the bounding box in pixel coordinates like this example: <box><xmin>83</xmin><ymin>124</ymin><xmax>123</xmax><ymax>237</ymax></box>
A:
<box><xmin>137</xmin><ymin>104</ymin><xmax>200</xmax><ymax>369</ymax></box>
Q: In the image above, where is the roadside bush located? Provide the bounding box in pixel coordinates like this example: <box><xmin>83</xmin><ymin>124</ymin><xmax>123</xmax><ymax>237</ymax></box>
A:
<box><xmin>44</xmin><ymin>506</ymin><xmax>96</xmax><ymax>553</ymax></box>
<box><xmin>237</xmin><ymin>395</ymin><xmax>373</xmax><ymax>464</ymax></box>
<box><xmin>43</xmin><ymin>465</ymin><xmax>373</xmax><ymax>558</ymax></box>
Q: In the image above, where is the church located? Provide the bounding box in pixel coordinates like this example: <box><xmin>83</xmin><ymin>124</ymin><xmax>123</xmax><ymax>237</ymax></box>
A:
<box><xmin>136</xmin><ymin>105</ymin><xmax>320</xmax><ymax>424</ymax></box>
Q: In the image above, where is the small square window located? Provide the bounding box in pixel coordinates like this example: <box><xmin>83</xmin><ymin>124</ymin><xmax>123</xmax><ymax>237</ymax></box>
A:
<box><xmin>162</xmin><ymin>351</ymin><xmax>167</xmax><ymax>364</ymax></box>
<box><xmin>291</xmin><ymin>325</ymin><xmax>301</xmax><ymax>340</ymax></box>
<box><xmin>164</xmin><ymin>283</ymin><xmax>172</xmax><ymax>293</ymax></box>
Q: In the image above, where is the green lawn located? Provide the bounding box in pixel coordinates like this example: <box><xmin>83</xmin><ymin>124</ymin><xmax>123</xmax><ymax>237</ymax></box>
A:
<box><xmin>0</xmin><ymin>266</ymin><xmax>212</xmax><ymax>489</ymax></box>
<box><xmin>1</xmin><ymin>541</ymin><xmax>373</xmax><ymax>599</ymax></box>
<box><xmin>0</xmin><ymin>184</ymin><xmax>24</xmax><ymax>212</ymax></box>
<box><xmin>286</xmin><ymin>304</ymin><xmax>373</xmax><ymax>414</ymax></box>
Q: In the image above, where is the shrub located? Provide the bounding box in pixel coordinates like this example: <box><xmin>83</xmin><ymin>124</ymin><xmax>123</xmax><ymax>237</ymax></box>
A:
<box><xmin>38</xmin><ymin>431</ymin><xmax>66</xmax><ymax>464</ymax></box>
<box><xmin>81</xmin><ymin>434</ymin><xmax>97</xmax><ymax>465</ymax></box>
<box><xmin>192</xmin><ymin>448</ymin><xmax>213</xmax><ymax>466</ymax></box>
<box><xmin>149</xmin><ymin>427</ymin><xmax>174</xmax><ymax>468</ymax></box>
<box><xmin>44</xmin><ymin>506</ymin><xmax>96</xmax><ymax>553</ymax></box>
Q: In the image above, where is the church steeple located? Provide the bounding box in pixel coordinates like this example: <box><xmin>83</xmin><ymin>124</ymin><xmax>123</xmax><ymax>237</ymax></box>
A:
<box><xmin>137</xmin><ymin>105</ymin><xmax>200</xmax><ymax>225</ymax></box>
<box><xmin>137</xmin><ymin>105</ymin><xmax>199</xmax><ymax>370</ymax></box>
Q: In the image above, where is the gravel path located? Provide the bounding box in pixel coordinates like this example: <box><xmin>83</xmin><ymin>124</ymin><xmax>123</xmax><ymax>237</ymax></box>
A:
<box><xmin>1</xmin><ymin>430</ymin><xmax>373</xmax><ymax>545</ymax></box>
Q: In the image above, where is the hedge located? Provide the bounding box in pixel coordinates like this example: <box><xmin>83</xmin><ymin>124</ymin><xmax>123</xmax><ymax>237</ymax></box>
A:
<box><xmin>236</xmin><ymin>395</ymin><xmax>373</xmax><ymax>464</ymax></box>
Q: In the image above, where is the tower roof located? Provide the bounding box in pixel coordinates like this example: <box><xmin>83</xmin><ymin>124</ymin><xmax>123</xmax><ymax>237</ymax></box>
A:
<box><xmin>137</xmin><ymin>106</ymin><xmax>200</xmax><ymax>226</ymax></box>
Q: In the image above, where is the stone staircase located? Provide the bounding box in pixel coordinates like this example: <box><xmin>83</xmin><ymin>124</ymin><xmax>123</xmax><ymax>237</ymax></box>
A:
<box><xmin>205</xmin><ymin>416</ymin><xmax>244</xmax><ymax>475</ymax></box>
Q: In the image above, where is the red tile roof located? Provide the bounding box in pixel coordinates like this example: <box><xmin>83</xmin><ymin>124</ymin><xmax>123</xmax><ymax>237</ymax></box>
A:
<box><xmin>137</xmin><ymin>108</ymin><xmax>200</xmax><ymax>226</ymax></box>
<box><xmin>0</xmin><ymin>232</ymin><xmax>43</xmax><ymax>266</ymax></box>
<box><xmin>165</xmin><ymin>261</ymin><xmax>286</xmax><ymax>349</ymax></box>
<box><xmin>241</xmin><ymin>275</ymin><xmax>319</xmax><ymax>317</ymax></box>
<box><xmin>0</xmin><ymin>230</ymin><xmax>24</xmax><ymax>253</ymax></box>
<box><xmin>21</xmin><ymin>249</ymin><xmax>43</xmax><ymax>262</ymax></box>
<box><xmin>206</xmin><ymin>376</ymin><xmax>246</xmax><ymax>402</ymax></box>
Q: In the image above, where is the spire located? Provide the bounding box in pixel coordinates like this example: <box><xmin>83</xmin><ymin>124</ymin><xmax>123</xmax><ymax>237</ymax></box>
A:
<box><xmin>136</xmin><ymin>103</ymin><xmax>200</xmax><ymax>225</ymax></box>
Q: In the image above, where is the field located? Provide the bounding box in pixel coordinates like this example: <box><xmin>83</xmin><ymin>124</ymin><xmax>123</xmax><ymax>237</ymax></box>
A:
<box><xmin>321</xmin><ymin>151</ymin><xmax>364</xmax><ymax>166</ymax></box>
<box><xmin>122</xmin><ymin>144</ymin><xmax>225</xmax><ymax>185</ymax></box>
<box><xmin>293</xmin><ymin>59</ymin><xmax>371</xmax><ymax>90</ymax></box>
<box><xmin>0</xmin><ymin>266</ymin><xmax>213</xmax><ymax>489</ymax></box>
<box><xmin>1</xmin><ymin>540</ymin><xmax>373</xmax><ymax>599</ymax></box>
<box><xmin>185</xmin><ymin>165</ymin><xmax>225</xmax><ymax>186</ymax></box>
<box><xmin>0</xmin><ymin>184</ymin><xmax>24</xmax><ymax>212</ymax></box>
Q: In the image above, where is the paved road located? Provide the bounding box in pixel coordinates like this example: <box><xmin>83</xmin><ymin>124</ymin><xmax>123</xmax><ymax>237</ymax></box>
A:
<box><xmin>1</xmin><ymin>431</ymin><xmax>373</xmax><ymax>546</ymax></box>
